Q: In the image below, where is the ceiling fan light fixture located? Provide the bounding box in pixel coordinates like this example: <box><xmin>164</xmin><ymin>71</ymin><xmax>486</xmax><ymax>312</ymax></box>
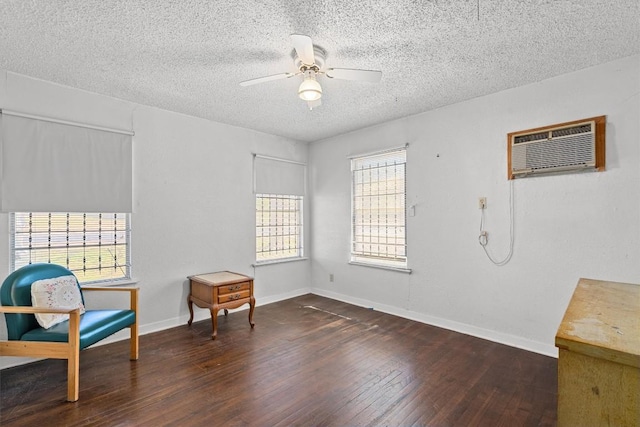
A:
<box><xmin>298</xmin><ymin>72</ymin><xmax>322</xmax><ymax>101</ymax></box>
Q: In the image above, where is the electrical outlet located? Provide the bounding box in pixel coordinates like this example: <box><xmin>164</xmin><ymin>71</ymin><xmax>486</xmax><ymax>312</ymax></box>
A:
<box><xmin>478</xmin><ymin>197</ymin><xmax>487</xmax><ymax>209</ymax></box>
<box><xmin>329</xmin><ymin>274</ymin><xmax>334</xmax><ymax>282</ymax></box>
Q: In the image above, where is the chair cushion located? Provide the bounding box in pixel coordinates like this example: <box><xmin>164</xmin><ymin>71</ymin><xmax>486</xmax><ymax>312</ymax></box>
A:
<box><xmin>20</xmin><ymin>309</ymin><xmax>135</xmax><ymax>350</ymax></box>
<box><xmin>31</xmin><ymin>275</ymin><xmax>86</xmax><ymax>329</ymax></box>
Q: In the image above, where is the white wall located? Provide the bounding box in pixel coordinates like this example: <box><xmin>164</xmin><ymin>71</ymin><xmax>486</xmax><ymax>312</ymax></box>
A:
<box><xmin>0</xmin><ymin>71</ymin><xmax>311</xmax><ymax>368</ymax></box>
<box><xmin>309</xmin><ymin>54</ymin><xmax>640</xmax><ymax>357</ymax></box>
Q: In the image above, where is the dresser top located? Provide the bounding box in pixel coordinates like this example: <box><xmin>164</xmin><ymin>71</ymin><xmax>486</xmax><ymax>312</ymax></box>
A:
<box><xmin>556</xmin><ymin>278</ymin><xmax>640</xmax><ymax>366</ymax></box>
<box><xmin>188</xmin><ymin>271</ymin><xmax>252</xmax><ymax>286</ymax></box>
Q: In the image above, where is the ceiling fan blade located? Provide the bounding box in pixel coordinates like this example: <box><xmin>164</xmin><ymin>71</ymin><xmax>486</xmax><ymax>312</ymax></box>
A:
<box><xmin>326</xmin><ymin>68</ymin><xmax>382</xmax><ymax>83</ymax></box>
<box><xmin>291</xmin><ymin>34</ymin><xmax>315</xmax><ymax>65</ymax></box>
<box><xmin>307</xmin><ymin>98</ymin><xmax>322</xmax><ymax>110</ymax></box>
<box><xmin>240</xmin><ymin>73</ymin><xmax>295</xmax><ymax>87</ymax></box>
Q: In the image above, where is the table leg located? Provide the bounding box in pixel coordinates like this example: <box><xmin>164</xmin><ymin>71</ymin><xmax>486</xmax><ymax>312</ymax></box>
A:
<box><xmin>210</xmin><ymin>307</ymin><xmax>218</xmax><ymax>340</ymax></box>
<box><xmin>187</xmin><ymin>296</ymin><xmax>194</xmax><ymax>326</ymax></box>
<box><xmin>249</xmin><ymin>295</ymin><xmax>256</xmax><ymax>328</ymax></box>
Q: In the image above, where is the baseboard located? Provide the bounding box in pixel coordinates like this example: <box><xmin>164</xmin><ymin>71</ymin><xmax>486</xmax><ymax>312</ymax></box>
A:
<box><xmin>311</xmin><ymin>288</ymin><xmax>558</xmax><ymax>358</ymax></box>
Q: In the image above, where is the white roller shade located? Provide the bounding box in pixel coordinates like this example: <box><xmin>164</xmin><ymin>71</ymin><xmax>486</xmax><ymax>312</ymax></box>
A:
<box><xmin>253</xmin><ymin>155</ymin><xmax>306</xmax><ymax>196</ymax></box>
<box><xmin>1</xmin><ymin>113</ymin><xmax>133</xmax><ymax>213</ymax></box>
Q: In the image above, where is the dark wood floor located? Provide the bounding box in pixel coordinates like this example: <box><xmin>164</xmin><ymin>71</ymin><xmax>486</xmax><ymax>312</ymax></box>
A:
<box><xmin>1</xmin><ymin>294</ymin><xmax>557</xmax><ymax>426</ymax></box>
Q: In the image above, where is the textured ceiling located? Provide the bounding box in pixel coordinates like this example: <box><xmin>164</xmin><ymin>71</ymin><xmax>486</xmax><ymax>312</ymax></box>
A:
<box><xmin>0</xmin><ymin>1</ymin><xmax>638</xmax><ymax>142</ymax></box>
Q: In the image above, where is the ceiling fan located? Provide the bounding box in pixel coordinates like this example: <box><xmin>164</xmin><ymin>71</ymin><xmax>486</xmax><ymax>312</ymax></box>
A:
<box><xmin>240</xmin><ymin>34</ymin><xmax>382</xmax><ymax>110</ymax></box>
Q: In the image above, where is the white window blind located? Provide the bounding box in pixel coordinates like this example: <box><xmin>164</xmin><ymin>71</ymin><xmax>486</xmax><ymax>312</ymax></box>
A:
<box><xmin>0</xmin><ymin>112</ymin><xmax>133</xmax><ymax>213</ymax></box>
<box><xmin>351</xmin><ymin>148</ymin><xmax>407</xmax><ymax>269</ymax></box>
<box><xmin>253</xmin><ymin>155</ymin><xmax>306</xmax><ymax>196</ymax></box>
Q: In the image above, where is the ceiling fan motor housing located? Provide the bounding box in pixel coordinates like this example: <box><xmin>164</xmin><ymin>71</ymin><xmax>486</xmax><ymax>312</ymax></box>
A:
<box><xmin>292</xmin><ymin>45</ymin><xmax>326</xmax><ymax>71</ymax></box>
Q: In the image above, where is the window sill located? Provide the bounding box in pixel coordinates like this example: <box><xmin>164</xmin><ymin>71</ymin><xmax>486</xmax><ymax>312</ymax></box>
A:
<box><xmin>348</xmin><ymin>261</ymin><xmax>412</xmax><ymax>274</ymax></box>
<box><xmin>252</xmin><ymin>257</ymin><xmax>309</xmax><ymax>267</ymax></box>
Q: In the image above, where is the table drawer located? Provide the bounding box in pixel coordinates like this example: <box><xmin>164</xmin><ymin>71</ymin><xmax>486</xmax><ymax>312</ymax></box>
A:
<box><xmin>218</xmin><ymin>282</ymin><xmax>251</xmax><ymax>295</ymax></box>
<box><xmin>218</xmin><ymin>289</ymin><xmax>250</xmax><ymax>303</ymax></box>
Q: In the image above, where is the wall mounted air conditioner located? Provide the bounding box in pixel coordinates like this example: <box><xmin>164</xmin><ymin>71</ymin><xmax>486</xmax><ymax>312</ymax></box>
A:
<box><xmin>507</xmin><ymin>116</ymin><xmax>606</xmax><ymax>179</ymax></box>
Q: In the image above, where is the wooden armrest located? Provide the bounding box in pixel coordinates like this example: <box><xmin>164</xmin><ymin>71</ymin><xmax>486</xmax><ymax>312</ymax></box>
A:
<box><xmin>0</xmin><ymin>306</ymin><xmax>81</xmax><ymax>315</ymax></box>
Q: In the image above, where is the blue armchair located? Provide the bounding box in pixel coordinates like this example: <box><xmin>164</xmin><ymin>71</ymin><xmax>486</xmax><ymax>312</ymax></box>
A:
<box><xmin>0</xmin><ymin>263</ymin><xmax>138</xmax><ymax>401</ymax></box>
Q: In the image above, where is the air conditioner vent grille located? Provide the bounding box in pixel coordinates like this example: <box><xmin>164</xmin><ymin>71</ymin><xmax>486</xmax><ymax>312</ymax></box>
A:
<box><xmin>514</xmin><ymin>134</ymin><xmax>594</xmax><ymax>171</ymax></box>
<box><xmin>514</xmin><ymin>131</ymin><xmax>548</xmax><ymax>144</ymax></box>
<box><xmin>552</xmin><ymin>123</ymin><xmax>592</xmax><ymax>138</ymax></box>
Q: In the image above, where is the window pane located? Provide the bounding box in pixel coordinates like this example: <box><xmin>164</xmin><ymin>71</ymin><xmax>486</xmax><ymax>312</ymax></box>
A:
<box><xmin>256</xmin><ymin>194</ymin><xmax>303</xmax><ymax>262</ymax></box>
<box><xmin>11</xmin><ymin>212</ymin><xmax>131</xmax><ymax>284</ymax></box>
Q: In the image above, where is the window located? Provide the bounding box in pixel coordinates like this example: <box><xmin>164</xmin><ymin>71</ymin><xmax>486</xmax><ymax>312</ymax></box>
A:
<box><xmin>256</xmin><ymin>194</ymin><xmax>303</xmax><ymax>262</ymax></box>
<box><xmin>11</xmin><ymin>212</ymin><xmax>131</xmax><ymax>284</ymax></box>
<box><xmin>252</xmin><ymin>153</ymin><xmax>306</xmax><ymax>264</ymax></box>
<box><xmin>351</xmin><ymin>148</ymin><xmax>407</xmax><ymax>269</ymax></box>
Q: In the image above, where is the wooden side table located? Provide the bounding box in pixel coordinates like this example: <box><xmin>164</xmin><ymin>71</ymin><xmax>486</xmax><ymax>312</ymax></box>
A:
<box><xmin>187</xmin><ymin>271</ymin><xmax>255</xmax><ymax>339</ymax></box>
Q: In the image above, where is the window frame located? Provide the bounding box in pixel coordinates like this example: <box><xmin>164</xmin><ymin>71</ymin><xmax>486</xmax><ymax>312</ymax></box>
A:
<box><xmin>255</xmin><ymin>194</ymin><xmax>304</xmax><ymax>264</ymax></box>
<box><xmin>350</xmin><ymin>147</ymin><xmax>409</xmax><ymax>272</ymax></box>
<box><xmin>10</xmin><ymin>212</ymin><xmax>132</xmax><ymax>285</ymax></box>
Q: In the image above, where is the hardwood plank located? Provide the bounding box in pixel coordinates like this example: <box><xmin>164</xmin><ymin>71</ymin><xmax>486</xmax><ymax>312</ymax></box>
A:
<box><xmin>1</xmin><ymin>294</ymin><xmax>557</xmax><ymax>426</ymax></box>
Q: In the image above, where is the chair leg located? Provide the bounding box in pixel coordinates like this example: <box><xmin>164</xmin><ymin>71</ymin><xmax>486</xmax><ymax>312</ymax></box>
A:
<box><xmin>67</xmin><ymin>310</ymin><xmax>81</xmax><ymax>402</ymax></box>
<box><xmin>67</xmin><ymin>349</ymin><xmax>80</xmax><ymax>402</ymax></box>
<box><xmin>130</xmin><ymin>288</ymin><xmax>139</xmax><ymax>360</ymax></box>
<box><xmin>130</xmin><ymin>323</ymin><xmax>139</xmax><ymax>360</ymax></box>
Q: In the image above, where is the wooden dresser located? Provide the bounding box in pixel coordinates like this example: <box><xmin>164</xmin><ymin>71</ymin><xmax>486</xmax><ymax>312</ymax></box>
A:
<box><xmin>555</xmin><ymin>278</ymin><xmax>640</xmax><ymax>426</ymax></box>
<box><xmin>187</xmin><ymin>271</ymin><xmax>255</xmax><ymax>339</ymax></box>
